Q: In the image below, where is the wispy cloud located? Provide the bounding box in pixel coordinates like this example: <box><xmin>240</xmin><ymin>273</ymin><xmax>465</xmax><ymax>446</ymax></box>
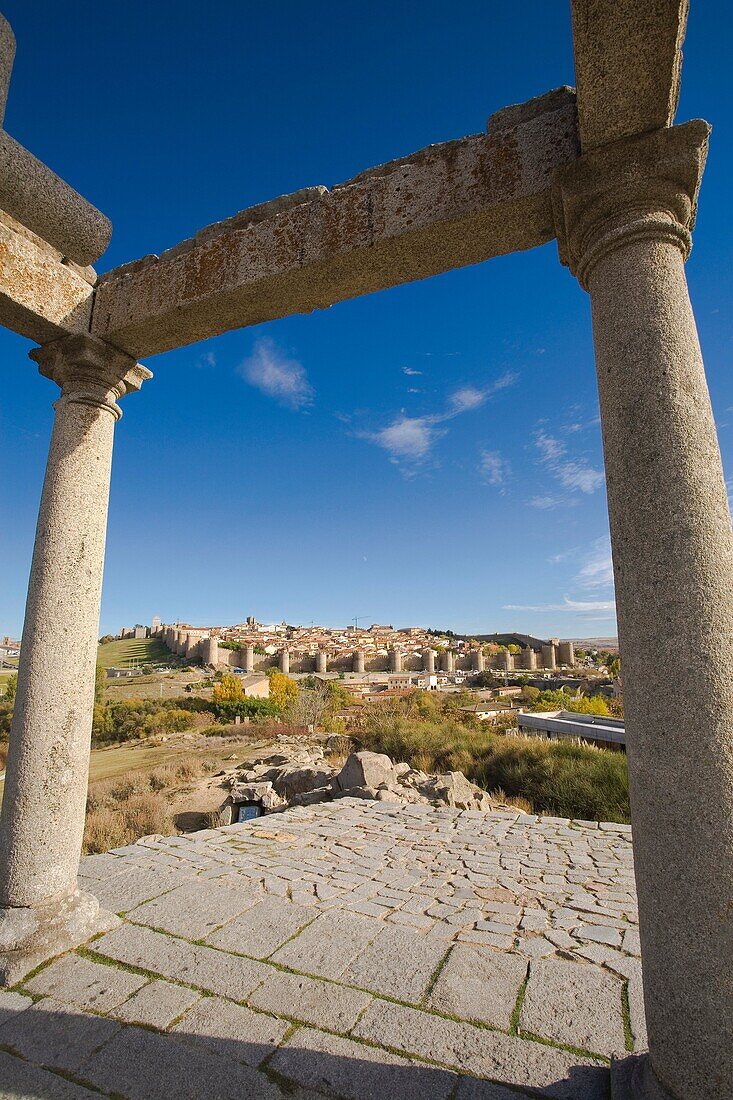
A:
<box><xmin>196</xmin><ymin>350</ymin><xmax>216</xmax><ymax>369</ymax></box>
<box><xmin>402</xmin><ymin>367</ymin><xmax>422</xmax><ymax>376</ymax></box>
<box><xmin>528</xmin><ymin>495</ymin><xmax>570</xmax><ymax>510</ymax></box>
<box><xmin>239</xmin><ymin>337</ymin><xmax>313</xmax><ymax>410</ymax></box>
<box><xmin>503</xmin><ymin>596</ymin><xmax>615</xmax><ymax>614</ymax></box>
<box><xmin>479</xmin><ymin>450</ymin><xmax>510</xmax><ymax>488</ymax></box>
<box><xmin>362</xmin><ymin>372</ymin><xmax>518</xmax><ymax>472</ymax></box>
<box><xmin>368</xmin><ymin>416</ymin><xmax>445</xmax><ymax>464</ymax></box>
<box><xmin>575</xmin><ymin>537</ymin><xmax>614</xmax><ymax>590</ymax></box>
<box><xmin>534</xmin><ymin>429</ymin><xmax>605</xmax><ymax>497</ymax></box>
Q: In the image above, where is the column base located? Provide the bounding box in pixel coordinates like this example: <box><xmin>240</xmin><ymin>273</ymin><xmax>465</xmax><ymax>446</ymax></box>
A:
<box><xmin>612</xmin><ymin>1055</ymin><xmax>676</xmax><ymax>1100</ymax></box>
<box><xmin>0</xmin><ymin>888</ymin><xmax>120</xmax><ymax>986</ymax></box>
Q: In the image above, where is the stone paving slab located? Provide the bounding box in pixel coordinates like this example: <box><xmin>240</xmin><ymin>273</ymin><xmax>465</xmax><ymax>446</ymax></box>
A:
<box><xmin>24</xmin><ymin>953</ymin><xmax>147</xmax><ymax>1011</ymax></box>
<box><xmin>269</xmin><ymin>1026</ymin><xmax>457</xmax><ymax>1100</ymax></box>
<box><xmin>248</xmin><ymin>967</ymin><xmax>373</xmax><ymax>1033</ymax></box>
<box><xmin>426</xmin><ymin>943</ymin><xmax>527</xmax><ymax>1028</ymax></box>
<box><xmin>519</xmin><ymin>956</ymin><xmax>626</xmax><ymax>1057</ymax></box>
<box><xmin>76</xmin><ymin>1023</ymin><xmax>283</xmax><ymax>1100</ymax></box>
<box><xmin>352</xmin><ymin>999</ymin><xmax>609</xmax><ymax>1099</ymax></box>
<box><xmin>4</xmin><ymin>802</ymin><xmax>644</xmax><ymax>1099</ymax></box>
<box><xmin>342</xmin><ymin>922</ymin><xmax>450</xmax><ymax>1003</ymax></box>
<box><xmin>128</xmin><ymin>875</ymin><xmax>262</xmax><ymax>939</ymax></box>
<box><xmin>111</xmin><ymin>979</ymin><xmax>201</xmax><ymax>1029</ymax></box>
<box><xmin>205</xmin><ymin>895</ymin><xmax>314</xmax><ymax>958</ymax></box>
<box><xmin>172</xmin><ymin>994</ymin><xmax>290</xmax><ymax>1064</ymax></box>
<box><xmin>0</xmin><ymin>1049</ymin><xmax>102</xmax><ymax>1099</ymax></box>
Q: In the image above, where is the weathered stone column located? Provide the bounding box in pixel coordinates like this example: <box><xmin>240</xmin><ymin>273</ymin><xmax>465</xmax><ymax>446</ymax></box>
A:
<box><xmin>554</xmin><ymin>121</ymin><xmax>733</xmax><ymax>1100</ymax></box>
<box><xmin>0</xmin><ymin>333</ymin><xmax>151</xmax><ymax>984</ymax></box>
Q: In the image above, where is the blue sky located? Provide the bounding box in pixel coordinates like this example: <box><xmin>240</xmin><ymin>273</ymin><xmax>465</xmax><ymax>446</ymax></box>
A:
<box><xmin>1</xmin><ymin>2</ymin><xmax>731</xmax><ymax>640</ymax></box>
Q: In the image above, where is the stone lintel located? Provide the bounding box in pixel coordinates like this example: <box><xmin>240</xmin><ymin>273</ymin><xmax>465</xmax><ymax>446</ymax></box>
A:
<box><xmin>571</xmin><ymin>0</ymin><xmax>689</xmax><ymax>151</ymax></box>
<box><xmin>0</xmin><ymin>217</ymin><xmax>94</xmax><ymax>342</ymax></box>
<box><xmin>92</xmin><ymin>88</ymin><xmax>580</xmax><ymax>358</ymax></box>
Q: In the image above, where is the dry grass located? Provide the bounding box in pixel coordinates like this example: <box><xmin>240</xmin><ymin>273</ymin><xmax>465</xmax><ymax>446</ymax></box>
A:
<box><xmin>84</xmin><ymin>791</ymin><xmax>170</xmax><ymax>854</ymax></box>
<box><xmin>83</xmin><ymin>754</ymin><xmax>217</xmax><ymax>854</ymax></box>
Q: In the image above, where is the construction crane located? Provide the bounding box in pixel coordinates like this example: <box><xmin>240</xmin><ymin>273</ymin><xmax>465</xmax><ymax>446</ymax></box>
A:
<box><xmin>352</xmin><ymin>615</ymin><xmax>371</xmax><ymax>630</ymax></box>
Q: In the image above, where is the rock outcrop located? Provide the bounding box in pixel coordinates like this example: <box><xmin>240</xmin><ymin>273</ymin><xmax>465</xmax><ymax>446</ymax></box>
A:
<box><xmin>218</xmin><ymin>737</ymin><xmax>510</xmax><ymax>822</ymax></box>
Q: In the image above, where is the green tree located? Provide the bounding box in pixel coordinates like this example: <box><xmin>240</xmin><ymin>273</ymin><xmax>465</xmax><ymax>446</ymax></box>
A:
<box><xmin>4</xmin><ymin>673</ymin><xmax>17</xmax><ymax>702</ymax></box>
<box><xmin>94</xmin><ymin>663</ymin><xmax>106</xmax><ymax>704</ymax></box>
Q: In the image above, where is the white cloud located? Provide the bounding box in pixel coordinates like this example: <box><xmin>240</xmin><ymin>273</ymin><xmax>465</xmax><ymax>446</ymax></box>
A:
<box><xmin>368</xmin><ymin>416</ymin><xmax>443</xmax><ymax>463</ymax></box>
<box><xmin>528</xmin><ymin>495</ymin><xmax>566</xmax><ymax>510</ymax></box>
<box><xmin>196</xmin><ymin>350</ymin><xmax>216</xmax><ymax>369</ymax></box>
<box><xmin>402</xmin><ymin>367</ymin><xmax>422</xmax><ymax>376</ymax></box>
<box><xmin>575</xmin><ymin>538</ymin><xmax>614</xmax><ymax>590</ymax></box>
<box><xmin>447</xmin><ymin>386</ymin><xmax>488</xmax><ymax>415</ymax></box>
<box><xmin>503</xmin><ymin>596</ymin><xmax>616</xmax><ymax>614</ymax></box>
<box><xmin>534</xmin><ymin>428</ymin><xmax>605</xmax><ymax>496</ymax></box>
<box><xmin>555</xmin><ymin>461</ymin><xmax>605</xmax><ymax>494</ymax></box>
<box><xmin>239</xmin><ymin>337</ymin><xmax>314</xmax><ymax>410</ymax></box>
<box><xmin>362</xmin><ymin>371</ymin><xmax>518</xmax><ymax>472</ymax></box>
<box><xmin>479</xmin><ymin>450</ymin><xmax>510</xmax><ymax>488</ymax></box>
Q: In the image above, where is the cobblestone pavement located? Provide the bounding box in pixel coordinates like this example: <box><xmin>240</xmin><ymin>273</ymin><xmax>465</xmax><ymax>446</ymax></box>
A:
<box><xmin>0</xmin><ymin>800</ymin><xmax>644</xmax><ymax>1098</ymax></box>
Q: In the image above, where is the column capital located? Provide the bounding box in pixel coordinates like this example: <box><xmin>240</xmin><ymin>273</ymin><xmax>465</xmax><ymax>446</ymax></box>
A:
<box><xmin>29</xmin><ymin>333</ymin><xmax>152</xmax><ymax>420</ymax></box>
<box><xmin>552</xmin><ymin>120</ymin><xmax>710</xmax><ymax>289</ymax></box>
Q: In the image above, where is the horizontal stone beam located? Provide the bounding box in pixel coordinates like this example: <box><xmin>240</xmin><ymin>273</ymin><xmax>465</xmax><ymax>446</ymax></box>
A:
<box><xmin>0</xmin><ymin>130</ymin><xmax>112</xmax><ymax>266</ymax></box>
<box><xmin>571</xmin><ymin>0</ymin><xmax>689</xmax><ymax>151</ymax></box>
<box><xmin>0</xmin><ymin>214</ymin><xmax>94</xmax><ymax>343</ymax></box>
<box><xmin>93</xmin><ymin>87</ymin><xmax>580</xmax><ymax>359</ymax></box>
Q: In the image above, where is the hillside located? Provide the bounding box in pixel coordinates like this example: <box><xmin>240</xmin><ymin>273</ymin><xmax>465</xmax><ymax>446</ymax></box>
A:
<box><xmin>97</xmin><ymin>636</ymin><xmax>170</xmax><ymax>669</ymax></box>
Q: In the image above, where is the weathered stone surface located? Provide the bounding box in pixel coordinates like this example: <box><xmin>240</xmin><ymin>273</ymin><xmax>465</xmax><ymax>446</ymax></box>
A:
<box><xmin>206</xmin><ymin>896</ymin><xmax>313</xmax><ymax>958</ymax></box>
<box><xmin>427</xmin><ymin>943</ymin><xmax>527</xmax><ymax>1028</ymax></box>
<box><xmin>0</xmin><ymin>1049</ymin><xmax>102</xmax><ymax>1099</ymax></box>
<box><xmin>343</xmin><ymin>923</ymin><xmax>450</xmax><ymax>1003</ymax></box>
<box><xmin>269</xmin><ymin>1026</ymin><xmax>456</xmax><ymax>1100</ymax></box>
<box><xmin>24</xmin><ymin>953</ymin><xmax>147</xmax><ymax>1011</ymax></box>
<box><xmin>130</xmin><ymin>875</ymin><xmax>260</xmax><ymax>938</ymax></box>
<box><xmin>337</xmin><ymin>751</ymin><xmax>397</xmax><ymax>792</ymax></box>
<box><xmin>90</xmin><ymin>864</ymin><xmax>194</xmax><ymax>912</ymax></box>
<box><xmin>353</xmin><ymin>1000</ymin><xmax>608</xmax><ymax>1098</ymax></box>
<box><xmin>0</xmin><ymin>12</ymin><xmax>16</xmax><ymax>125</ymax></box>
<box><xmin>0</xmin><ymin>215</ymin><xmax>93</xmax><ymax>342</ymax></box>
<box><xmin>247</xmin><ymin>968</ymin><xmax>372</xmax><ymax>1033</ymax></box>
<box><xmin>555</xmin><ymin>119</ymin><xmax>733</xmax><ymax>1099</ymax></box>
<box><xmin>112</xmin><ymin>979</ymin><xmax>201</xmax><ymax>1029</ymax></box>
<box><xmin>93</xmin><ymin>923</ymin><xmax>271</xmax><ymax>999</ymax></box>
<box><xmin>0</xmin><ymin>988</ymin><xmax>32</xmax><ymax>1027</ymax></box>
<box><xmin>520</xmin><ymin>957</ymin><xmax>625</xmax><ymax>1056</ymax></box>
<box><xmin>173</xmin><ymin>995</ymin><xmax>289</xmax><ymax>1064</ymax></box>
<box><xmin>571</xmin><ymin>0</ymin><xmax>688</xmax><ymax>150</ymax></box>
<box><xmin>0</xmin><ymin>130</ymin><xmax>111</xmax><ymax>265</ymax></box>
<box><xmin>93</xmin><ymin>89</ymin><xmax>579</xmax><ymax>358</ymax></box>
<box><xmin>77</xmin><ymin>1023</ymin><xmax>283</xmax><ymax>1100</ymax></box>
<box><xmin>270</xmin><ymin>909</ymin><xmax>381</xmax><ymax>977</ymax></box>
<box><xmin>0</xmin><ymin>997</ymin><xmax>120</xmax><ymax>1073</ymax></box>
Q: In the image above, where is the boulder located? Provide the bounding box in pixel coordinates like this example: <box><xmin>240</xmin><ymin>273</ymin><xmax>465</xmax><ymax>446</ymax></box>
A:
<box><xmin>325</xmin><ymin>734</ymin><xmax>359</xmax><ymax>756</ymax></box>
<box><xmin>418</xmin><ymin>770</ymin><xmax>489</xmax><ymax>810</ymax></box>
<box><xmin>336</xmin><ymin>751</ymin><xmax>396</xmax><ymax>792</ymax></box>
<box><xmin>273</xmin><ymin>765</ymin><xmax>335</xmax><ymax>800</ymax></box>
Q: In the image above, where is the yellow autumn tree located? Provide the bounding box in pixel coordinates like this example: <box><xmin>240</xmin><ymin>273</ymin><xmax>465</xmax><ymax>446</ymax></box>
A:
<box><xmin>268</xmin><ymin>670</ymin><xmax>298</xmax><ymax>712</ymax></box>
<box><xmin>212</xmin><ymin>673</ymin><xmax>245</xmax><ymax>704</ymax></box>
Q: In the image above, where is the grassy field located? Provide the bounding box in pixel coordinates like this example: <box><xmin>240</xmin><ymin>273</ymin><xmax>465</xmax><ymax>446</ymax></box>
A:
<box><xmin>0</xmin><ymin>735</ymin><xmax>262</xmax><ymax>805</ymax></box>
<box><xmin>97</xmin><ymin>636</ymin><xmax>171</xmax><ymax>669</ymax></box>
<box><xmin>104</xmin><ymin>671</ymin><xmax>210</xmax><ymax>702</ymax></box>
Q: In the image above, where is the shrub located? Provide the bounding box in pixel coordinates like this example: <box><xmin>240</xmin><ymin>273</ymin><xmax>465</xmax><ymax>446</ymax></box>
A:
<box><xmin>356</xmin><ymin>698</ymin><xmax>629</xmax><ymax>822</ymax></box>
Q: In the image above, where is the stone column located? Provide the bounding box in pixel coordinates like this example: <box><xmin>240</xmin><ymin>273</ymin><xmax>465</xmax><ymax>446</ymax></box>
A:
<box><xmin>554</xmin><ymin>121</ymin><xmax>733</xmax><ymax>1100</ymax></box>
<box><xmin>0</xmin><ymin>334</ymin><xmax>151</xmax><ymax>985</ymax></box>
<box><xmin>243</xmin><ymin>644</ymin><xmax>254</xmax><ymax>673</ymax></box>
<box><xmin>279</xmin><ymin>649</ymin><xmax>290</xmax><ymax>675</ymax></box>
